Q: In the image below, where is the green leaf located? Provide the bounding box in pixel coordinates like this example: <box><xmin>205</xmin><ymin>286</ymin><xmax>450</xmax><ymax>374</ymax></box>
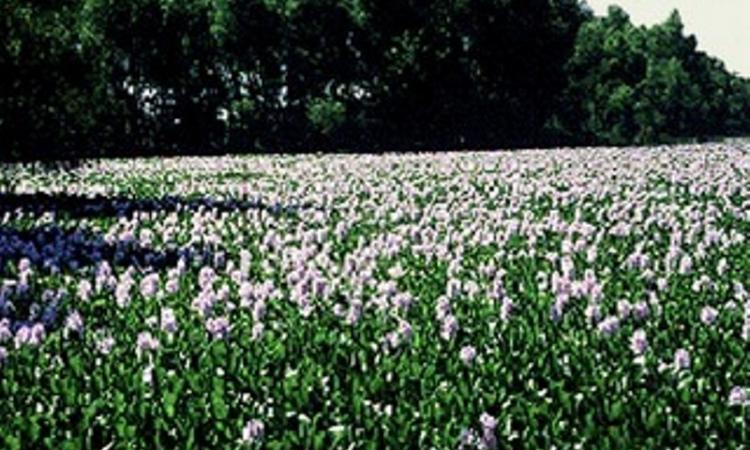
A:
<box><xmin>211</xmin><ymin>391</ymin><xmax>228</xmax><ymax>421</ymax></box>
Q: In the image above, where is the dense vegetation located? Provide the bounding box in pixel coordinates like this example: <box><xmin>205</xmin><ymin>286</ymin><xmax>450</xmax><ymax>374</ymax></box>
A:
<box><xmin>2</xmin><ymin>147</ymin><xmax>750</xmax><ymax>449</ymax></box>
<box><xmin>2</xmin><ymin>1</ymin><xmax>750</xmax><ymax>159</ymax></box>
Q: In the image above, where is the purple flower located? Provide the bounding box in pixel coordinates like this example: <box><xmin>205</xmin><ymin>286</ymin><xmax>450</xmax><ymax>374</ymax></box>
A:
<box><xmin>500</xmin><ymin>297</ymin><xmax>514</xmax><ymax>322</ymax></box>
<box><xmin>13</xmin><ymin>327</ymin><xmax>29</xmax><ymax>351</ymax></box>
<box><xmin>115</xmin><ymin>282</ymin><xmax>132</xmax><ymax>308</ymax></box>
<box><xmin>19</xmin><ymin>323</ymin><xmax>46</xmax><ymax>347</ymax></box>
<box><xmin>239</xmin><ymin>282</ymin><xmax>254</xmax><ymax>307</ymax></box>
<box><xmin>385</xmin><ymin>331</ymin><xmax>400</xmax><ymax>349</ymax></box>
<box><xmin>206</xmin><ymin>316</ymin><xmax>231</xmax><ymax>340</ymax></box>
<box><xmin>251</xmin><ymin>322</ymin><xmax>265</xmax><ymax>341</ymax></box>
<box><xmin>393</xmin><ymin>292</ymin><xmax>413</xmax><ymax>311</ymax></box>
<box><xmin>241</xmin><ymin>419</ymin><xmax>264</xmax><ymax>444</ymax></box>
<box><xmin>700</xmin><ymin>306</ymin><xmax>718</xmax><ymax>326</ymax></box>
<box><xmin>585</xmin><ymin>304</ymin><xmax>601</xmax><ymax>324</ymax></box>
<box><xmin>0</xmin><ymin>319</ymin><xmax>12</xmax><ymax>342</ymax></box>
<box><xmin>729</xmin><ymin>386</ymin><xmax>748</xmax><ymax>406</ymax></box>
<box><xmin>312</xmin><ymin>276</ymin><xmax>328</xmax><ymax>298</ymax></box>
<box><xmin>64</xmin><ymin>310</ymin><xmax>84</xmax><ymax>336</ymax></box>
<box><xmin>142</xmin><ymin>364</ymin><xmax>154</xmax><ymax>385</ymax></box>
<box><xmin>398</xmin><ymin>320</ymin><xmax>413</xmax><ymax>341</ymax></box>
<box><xmin>447</xmin><ymin>278</ymin><xmax>462</xmax><ymax>299</ymax></box>
<box><xmin>252</xmin><ymin>300</ymin><xmax>267</xmax><ymax>322</ymax></box>
<box><xmin>479</xmin><ymin>412</ymin><xmax>497</xmax><ymax>431</ymax></box>
<box><xmin>459</xmin><ymin>345</ymin><xmax>477</xmax><ymax>366</ymax></box>
<box><xmin>440</xmin><ymin>314</ymin><xmax>459</xmax><ymax>341</ymax></box>
<box><xmin>673</xmin><ymin>348</ymin><xmax>690</xmax><ymax>371</ymax></box>
<box><xmin>629</xmin><ymin>329</ymin><xmax>648</xmax><ymax>355</ymax></box>
<box><xmin>742</xmin><ymin>322</ymin><xmax>750</xmax><ymax>341</ymax></box>
<box><xmin>678</xmin><ymin>255</ymin><xmax>693</xmax><ymax>275</ymax></box>
<box><xmin>0</xmin><ymin>346</ymin><xmax>7</xmax><ymax>365</ymax></box>
<box><xmin>136</xmin><ymin>331</ymin><xmax>159</xmax><ymax>357</ymax></box>
<box><xmin>191</xmin><ymin>290</ymin><xmax>215</xmax><ymax>317</ymax></box>
<box><xmin>97</xmin><ymin>336</ymin><xmax>115</xmax><ymax>355</ymax></box>
<box><xmin>617</xmin><ymin>300</ymin><xmax>631</xmax><ymax>319</ymax></box>
<box><xmin>345</xmin><ymin>305</ymin><xmax>362</xmax><ymax>326</ymax></box>
<box><xmin>478</xmin><ymin>412</ymin><xmax>498</xmax><ymax>450</ymax></box>
<box><xmin>435</xmin><ymin>296</ymin><xmax>451</xmax><ymax>320</ymax></box>
<box><xmin>166</xmin><ymin>278</ymin><xmax>179</xmax><ymax>294</ymax></box>
<box><xmin>632</xmin><ymin>301</ymin><xmax>649</xmax><ymax>320</ymax></box>
<box><xmin>459</xmin><ymin>428</ymin><xmax>480</xmax><ymax>449</ymax></box>
<box><xmin>199</xmin><ymin>266</ymin><xmax>216</xmax><ymax>290</ymax></box>
<box><xmin>78</xmin><ymin>280</ymin><xmax>93</xmax><ymax>301</ymax></box>
<box><xmin>597</xmin><ymin>316</ymin><xmax>620</xmax><ymax>337</ymax></box>
<box><xmin>160</xmin><ymin>308</ymin><xmax>178</xmax><ymax>334</ymax></box>
<box><xmin>216</xmin><ymin>284</ymin><xmax>230</xmax><ymax>302</ymax></box>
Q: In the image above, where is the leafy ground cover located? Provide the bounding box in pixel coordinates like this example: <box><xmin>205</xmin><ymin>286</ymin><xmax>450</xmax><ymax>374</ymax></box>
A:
<box><xmin>1</xmin><ymin>146</ymin><xmax>750</xmax><ymax>449</ymax></box>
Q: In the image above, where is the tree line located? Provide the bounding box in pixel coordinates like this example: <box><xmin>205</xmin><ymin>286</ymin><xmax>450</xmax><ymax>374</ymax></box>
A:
<box><xmin>2</xmin><ymin>0</ymin><xmax>749</xmax><ymax>160</ymax></box>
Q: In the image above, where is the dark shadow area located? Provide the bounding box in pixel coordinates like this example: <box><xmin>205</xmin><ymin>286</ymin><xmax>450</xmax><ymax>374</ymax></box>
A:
<box><xmin>0</xmin><ymin>222</ymin><xmax>223</xmax><ymax>335</ymax></box>
<box><xmin>0</xmin><ymin>191</ymin><xmax>327</xmax><ymax>279</ymax></box>
<box><xmin>0</xmin><ymin>223</ymin><xmax>197</xmax><ymax>277</ymax></box>
<box><xmin>0</xmin><ymin>192</ymin><xmax>320</xmax><ymax>219</ymax></box>
<box><xmin>0</xmin><ymin>190</ymin><xmax>323</xmax><ymax>331</ymax></box>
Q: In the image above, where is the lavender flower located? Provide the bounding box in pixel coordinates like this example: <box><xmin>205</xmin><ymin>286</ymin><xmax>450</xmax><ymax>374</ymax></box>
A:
<box><xmin>700</xmin><ymin>306</ymin><xmax>718</xmax><ymax>326</ymax></box>
<box><xmin>585</xmin><ymin>304</ymin><xmax>601</xmax><ymax>324</ymax></box>
<box><xmin>617</xmin><ymin>300</ymin><xmax>631</xmax><ymax>319</ymax></box>
<box><xmin>500</xmin><ymin>297</ymin><xmax>514</xmax><ymax>322</ymax></box>
<box><xmin>78</xmin><ymin>279</ymin><xmax>93</xmax><ymax>301</ymax></box>
<box><xmin>440</xmin><ymin>314</ymin><xmax>459</xmax><ymax>341</ymax></box>
<box><xmin>385</xmin><ymin>331</ymin><xmax>400</xmax><ymax>349</ymax></box>
<box><xmin>142</xmin><ymin>364</ymin><xmax>154</xmax><ymax>385</ymax></box>
<box><xmin>447</xmin><ymin>278</ymin><xmax>462</xmax><ymax>299</ymax></box>
<box><xmin>345</xmin><ymin>305</ymin><xmax>362</xmax><ymax>325</ymax></box>
<box><xmin>206</xmin><ymin>316</ymin><xmax>231</xmax><ymax>340</ymax></box>
<box><xmin>597</xmin><ymin>316</ymin><xmax>620</xmax><ymax>337</ymax></box>
<box><xmin>678</xmin><ymin>255</ymin><xmax>693</xmax><ymax>275</ymax></box>
<box><xmin>479</xmin><ymin>412</ymin><xmax>497</xmax><ymax>431</ymax></box>
<box><xmin>64</xmin><ymin>310</ymin><xmax>84</xmax><ymax>336</ymax></box>
<box><xmin>632</xmin><ymin>301</ymin><xmax>649</xmax><ymax>320</ymax></box>
<box><xmin>251</xmin><ymin>322</ymin><xmax>265</xmax><ymax>341</ymax></box>
<box><xmin>115</xmin><ymin>282</ymin><xmax>132</xmax><ymax>308</ymax></box>
<box><xmin>26</xmin><ymin>323</ymin><xmax>46</xmax><ymax>346</ymax></box>
<box><xmin>239</xmin><ymin>281</ymin><xmax>254</xmax><ymax>307</ymax></box>
<box><xmin>14</xmin><ymin>325</ymin><xmax>31</xmax><ymax>349</ymax></box>
<box><xmin>459</xmin><ymin>345</ymin><xmax>477</xmax><ymax>366</ymax></box>
<box><xmin>252</xmin><ymin>300</ymin><xmax>267</xmax><ymax>322</ymax></box>
<box><xmin>97</xmin><ymin>336</ymin><xmax>116</xmax><ymax>355</ymax></box>
<box><xmin>136</xmin><ymin>331</ymin><xmax>160</xmax><ymax>357</ymax></box>
<box><xmin>241</xmin><ymin>419</ymin><xmax>265</xmax><ymax>444</ymax></box>
<box><xmin>139</xmin><ymin>273</ymin><xmax>160</xmax><ymax>299</ymax></box>
<box><xmin>629</xmin><ymin>329</ymin><xmax>648</xmax><ymax>355</ymax></box>
<box><xmin>435</xmin><ymin>296</ymin><xmax>451</xmax><ymax>321</ymax></box>
<box><xmin>728</xmin><ymin>386</ymin><xmax>748</xmax><ymax>406</ymax></box>
<box><xmin>398</xmin><ymin>320</ymin><xmax>413</xmax><ymax>342</ymax></box>
<box><xmin>160</xmin><ymin>308</ymin><xmax>178</xmax><ymax>334</ymax></box>
<box><xmin>673</xmin><ymin>348</ymin><xmax>690</xmax><ymax>371</ymax></box>
<box><xmin>0</xmin><ymin>319</ymin><xmax>12</xmax><ymax>342</ymax></box>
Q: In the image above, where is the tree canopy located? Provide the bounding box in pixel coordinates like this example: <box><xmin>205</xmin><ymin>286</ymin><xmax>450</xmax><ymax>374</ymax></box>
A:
<box><xmin>2</xmin><ymin>1</ymin><xmax>749</xmax><ymax>160</ymax></box>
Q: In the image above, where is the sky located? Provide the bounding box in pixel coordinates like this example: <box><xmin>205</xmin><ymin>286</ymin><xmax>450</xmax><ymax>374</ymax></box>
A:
<box><xmin>585</xmin><ymin>0</ymin><xmax>750</xmax><ymax>78</ymax></box>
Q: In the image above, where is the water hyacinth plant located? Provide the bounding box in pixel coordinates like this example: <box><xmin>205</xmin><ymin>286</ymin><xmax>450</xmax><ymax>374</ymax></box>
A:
<box><xmin>0</xmin><ymin>145</ymin><xmax>750</xmax><ymax>448</ymax></box>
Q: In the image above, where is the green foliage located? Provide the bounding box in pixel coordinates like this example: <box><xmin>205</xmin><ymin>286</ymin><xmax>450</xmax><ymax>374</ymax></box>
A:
<box><xmin>2</xmin><ymin>150</ymin><xmax>750</xmax><ymax>447</ymax></box>
<box><xmin>307</xmin><ymin>97</ymin><xmax>347</xmax><ymax>135</ymax></box>
<box><xmin>549</xmin><ymin>6</ymin><xmax>750</xmax><ymax>146</ymax></box>
<box><xmin>1</xmin><ymin>1</ymin><xmax>749</xmax><ymax>159</ymax></box>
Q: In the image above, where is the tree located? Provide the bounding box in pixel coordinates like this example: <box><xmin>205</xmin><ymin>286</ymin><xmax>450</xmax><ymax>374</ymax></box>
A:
<box><xmin>550</xmin><ymin>6</ymin><xmax>750</xmax><ymax>146</ymax></box>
